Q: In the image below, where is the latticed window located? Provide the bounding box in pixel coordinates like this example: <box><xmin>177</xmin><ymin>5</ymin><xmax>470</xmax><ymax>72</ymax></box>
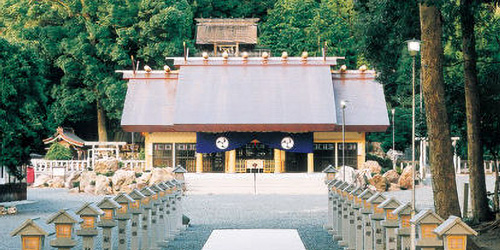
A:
<box><xmin>82</xmin><ymin>216</ymin><xmax>94</xmax><ymax>228</ymax></box>
<box><xmin>401</xmin><ymin>216</ymin><xmax>410</xmax><ymax>228</ymax></box>
<box><xmin>56</xmin><ymin>224</ymin><xmax>72</xmax><ymax>238</ymax></box>
<box><xmin>23</xmin><ymin>236</ymin><xmax>40</xmax><ymax>250</ymax></box>
<box><xmin>313</xmin><ymin>143</ymin><xmax>335</xmax><ymax>172</ymax></box>
<box><xmin>153</xmin><ymin>143</ymin><xmax>173</xmax><ymax>168</ymax></box>
<box><xmin>175</xmin><ymin>143</ymin><xmax>196</xmax><ymax>172</ymax></box>
<box><xmin>421</xmin><ymin>224</ymin><xmax>437</xmax><ymax>238</ymax></box>
<box><xmin>386</xmin><ymin>210</ymin><xmax>398</xmax><ymax>220</ymax></box>
<box><xmin>448</xmin><ymin>236</ymin><xmax>465</xmax><ymax>250</ymax></box>
<box><xmin>103</xmin><ymin>209</ymin><xmax>113</xmax><ymax>220</ymax></box>
<box><xmin>337</xmin><ymin>143</ymin><xmax>358</xmax><ymax>168</ymax></box>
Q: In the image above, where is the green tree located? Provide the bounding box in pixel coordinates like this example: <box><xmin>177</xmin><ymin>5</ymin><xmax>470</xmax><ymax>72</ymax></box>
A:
<box><xmin>0</xmin><ymin>38</ymin><xmax>51</xmax><ymax>179</ymax></box>
<box><xmin>45</xmin><ymin>143</ymin><xmax>73</xmax><ymax>160</ymax></box>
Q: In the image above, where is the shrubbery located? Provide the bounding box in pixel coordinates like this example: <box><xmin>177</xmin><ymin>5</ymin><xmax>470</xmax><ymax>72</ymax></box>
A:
<box><xmin>45</xmin><ymin>143</ymin><xmax>73</xmax><ymax>160</ymax></box>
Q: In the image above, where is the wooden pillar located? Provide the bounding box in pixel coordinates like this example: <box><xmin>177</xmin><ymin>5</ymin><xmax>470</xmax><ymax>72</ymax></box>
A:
<box><xmin>307</xmin><ymin>153</ymin><xmax>314</xmax><ymax>173</ymax></box>
<box><xmin>236</xmin><ymin>42</ymin><xmax>240</xmax><ymax>57</ymax></box>
<box><xmin>228</xmin><ymin>150</ymin><xmax>236</xmax><ymax>173</ymax></box>
<box><xmin>213</xmin><ymin>43</ymin><xmax>217</xmax><ymax>56</ymax></box>
<box><xmin>274</xmin><ymin>149</ymin><xmax>281</xmax><ymax>173</ymax></box>
<box><xmin>195</xmin><ymin>153</ymin><xmax>203</xmax><ymax>173</ymax></box>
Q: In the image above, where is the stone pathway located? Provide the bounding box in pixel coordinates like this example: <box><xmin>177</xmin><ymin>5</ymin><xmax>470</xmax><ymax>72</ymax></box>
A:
<box><xmin>202</xmin><ymin>229</ymin><xmax>306</xmax><ymax>250</ymax></box>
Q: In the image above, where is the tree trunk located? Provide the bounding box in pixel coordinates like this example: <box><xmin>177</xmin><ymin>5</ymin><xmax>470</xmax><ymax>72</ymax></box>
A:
<box><xmin>97</xmin><ymin>100</ymin><xmax>108</xmax><ymax>142</ymax></box>
<box><xmin>419</xmin><ymin>3</ymin><xmax>461</xmax><ymax>218</ymax></box>
<box><xmin>460</xmin><ymin>0</ymin><xmax>492</xmax><ymax>222</ymax></box>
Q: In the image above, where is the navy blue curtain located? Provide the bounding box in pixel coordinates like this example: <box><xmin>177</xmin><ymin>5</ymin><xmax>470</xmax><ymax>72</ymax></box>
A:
<box><xmin>196</xmin><ymin>132</ymin><xmax>313</xmax><ymax>154</ymax></box>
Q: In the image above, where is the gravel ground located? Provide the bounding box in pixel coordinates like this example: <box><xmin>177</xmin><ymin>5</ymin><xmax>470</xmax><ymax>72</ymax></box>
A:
<box><xmin>0</xmin><ymin>173</ymin><xmax>496</xmax><ymax>250</ymax></box>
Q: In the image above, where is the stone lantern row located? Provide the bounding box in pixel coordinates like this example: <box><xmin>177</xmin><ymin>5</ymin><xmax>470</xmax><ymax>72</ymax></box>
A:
<box><xmin>324</xmin><ymin>176</ymin><xmax>477</xmax><ymax>250</ymax></box>
<box><xmin>11</xmin><ymin>173</ymin><xmax>188</xmax><ymax>250</ymax></box>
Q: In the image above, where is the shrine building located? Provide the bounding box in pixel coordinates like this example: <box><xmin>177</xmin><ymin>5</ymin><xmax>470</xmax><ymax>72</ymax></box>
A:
<box><xmin>118</xmin><ymin>54</ymin><xmax>389</xmax><ymax>173</ymax></box>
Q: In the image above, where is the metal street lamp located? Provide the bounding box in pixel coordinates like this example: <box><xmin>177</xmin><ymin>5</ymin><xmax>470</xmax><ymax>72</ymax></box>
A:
<box><xmin>392</xmin><ymin>108</ymin><xmax>396</xmax><ymax>170</ymax></box>
<box><xmin>407</xmin><ymin>38</ymin><xmax>420</xmax><ymax>250</ymax></box>
<box><xmin>340</xmin><ymin>100</ymin><xmax>347</xmax><ymax>182</ymax></box>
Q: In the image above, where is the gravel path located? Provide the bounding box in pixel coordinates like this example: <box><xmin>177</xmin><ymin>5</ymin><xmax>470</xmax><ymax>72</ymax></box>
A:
<box><xmin>1</xmin><ymin>173</ymin><xmax>496</xmax><ymax>250</ymax></box>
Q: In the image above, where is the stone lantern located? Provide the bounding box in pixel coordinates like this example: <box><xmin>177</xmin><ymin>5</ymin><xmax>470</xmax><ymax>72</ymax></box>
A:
<box><xmin>338</xmin><ymin>184</ymin><xmax>356</xmax><ymax>249</ymax></box>
<box><xmin>333</xmin><ymin>181</ymin><xmax>349</xmax><ymax>241</ymax></box>
<box><xmin>113</xmin><ymin>193</ymin><xmax>134</xmax><ymax>249</ymax></box>
<box><xmin>173</xmin><ymin>165</ymin><xmax>187</xmax><ymax>181</ymax></box>
<box><xmin>324</xmin><ymin>179</ymin><xmax>339</xmax><ymax>232</ymax></box>
<box><xmin>150</xmin><ymin>184</ymin><xmax>165</xmax><ymax>247</ymax></box>
<box><xmin>322</xmin><ymin>165</ymin><xmax>338</xmax><ymax>183</ymax></box>
<box><xmin>433</xmin><ymin>216</ymin><xmax>478</xmax><ymax>250</ymax></box>
<box><xmin>140</xmin><ymin>186</ymin><xmax>157</xmax><ymax>249</ymax></box>
<box><xmin>75</xmin><ymin>203</ymin><xmax>103</xmax><ymax>250</ymax></box>
<box><xmin>378</xmin><ymin>198</ymin><xmax>401</xmax><ymax>250</ymax></box>
<box><xmin>349</xmin><ymin>186</ymin><xmax>365</xmax><ymax>249</ymax></box>
<box><xmin>96</xmin><ymin>197</ymin><xmax>121</xmax><ymax>250</ymax></box>
<box><xmin>392</xmin><ymin>202</ymin><xmax>412</xmax><ymax>250</ymax></box>
<box><xmin>358</xmin><ymin>189</ymin><xmax>376</xmax><ymax>250</ymax></box>
<box><xmin>367</xmin><ymin>192</ymin><xmax>387</xmax><ymax>249</ymax></box>
<box><xmin>46</xmin><ymin>209</ymin><xmax>81</xmax><ymax>250</ymax></box>
<box><xmin>11</xmin><ymin>218</ymin><xmax>50</xmax><ymax>250</ymax></box>
<box><xmin>128</xmin><ymin>189</ymin><xmax>146</xmax><ymax>249</ymax></box>
<box><xmin>410</xmin><ymin>209</ymin><xmax>444</xmax><ymax>249</ymax></box>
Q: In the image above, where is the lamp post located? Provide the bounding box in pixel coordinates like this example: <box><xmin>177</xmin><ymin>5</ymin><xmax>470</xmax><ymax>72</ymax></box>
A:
<box><xmin>341</xmin><ymin>100</ymin><xmax>347</xmax><ymax>182</ymax></box>
<box><xmin>392</xmin><ymin>108</ymin><xmax>396</xmax><ymax>170</ymax></box>
<box><xmin>407</xmin><ymin>38</ymin><xmax>420</xmax><ymax>250</ymax></box>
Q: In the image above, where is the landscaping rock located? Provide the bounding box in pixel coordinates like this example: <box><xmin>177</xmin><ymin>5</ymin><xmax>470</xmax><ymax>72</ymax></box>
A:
<box><xmin>382</xmin><ymin>170</ymin><xmax>400</xmax><ymax>184</ymax></box>
<box><xmin>355</xmin><ymin>169</ymin><xmax>372</xmax><ymax>187</ymax></box>
<box><xmin>398</xmin><ymin>166</ymin><xmax>414</xmax><ymax>190</ymax></box>
<box><xmin>369</xmin><ymin>174</ymin><xmax>388</xmax><ymax>191</ymax></box>
<box><xmin>360</xmin><ymin>161</ymin><xmax>382</xmax><ymax>174</ymax></box>
<box><xmin>111</xmin><ymin>170</ymin><xmax>135</xmax><ymax>191</ymax></box>
<box><xmin>50</xmin><ymin>177</ymin><xmax>65</xmax><ymax>188</ymax></box>
<box><xmin>83</xmin><ymin>185</ymin><xmax>95</xmax><ymax>194</ymax></box>
<box><xmin>7</xmin><ymin>206</ymin><xmax>16</xmax><ymax>215</ymax></box>
<box><xmin>94</xmin><ymin>159</ymin><xmax>119</xmax><ymax>174</ymax></box>
<box><xmin>388</xmin><ymin>183</ymin><xmax>400</xmax><ymax>191</ymax></box>
<box><xmin>334</xmin><ymin>166</ymin><xmax>357</xmax><ymax>184</ymax></box>
<box><xmin>79</xmin><ymin>171</ymin><xmax>97</xmax><ymax>191</ymax></box>
<box><xmin>33</xmin><ymin>174</ymin><xmax>51</xmax><ymax>188</ymax></box>
<box><xmin>94</xmin><ymin>175</ymin><xmax>112</xmax><ymax>195</ymax></box>
<box><xmin>136</xmin><ymin>171</ymin><xmax>152</xmax><ymax>187</ymax></box>
<box><xmin>150</xmin><ymin>167</ymin><xmax>173</xmax><ymax>184</ymax></box>
<box><xmin>69</xmin><ymin>187</ymin><xmax>79</xmax><ymax>194</ymax></box>
<box><xmin>64</xmin><ymin>171</ymin><xmax>82</xmax><ymax>189</ymax></box>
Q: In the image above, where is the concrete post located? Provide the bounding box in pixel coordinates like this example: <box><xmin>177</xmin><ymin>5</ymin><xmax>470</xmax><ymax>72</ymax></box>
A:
<box><xmin>130</xmin><ymin>212</ymin><xmax>141</xmax><ymax>249</ymax></box>
<box><xmin>329</xmin><ymin>184</ymin><xmax>340</xmax><ymax>235</ymax></box>
<box><xmin>333</xmin><ymin>182</ymin><xmax>348</xmax><ymax>241</ymax></box>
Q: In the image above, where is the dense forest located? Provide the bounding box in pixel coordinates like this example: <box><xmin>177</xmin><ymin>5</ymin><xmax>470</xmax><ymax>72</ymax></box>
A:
<box><xmin>1</xmin><ymin>1</ymin><xmax>500</xmax><ymax>214</ymax></box>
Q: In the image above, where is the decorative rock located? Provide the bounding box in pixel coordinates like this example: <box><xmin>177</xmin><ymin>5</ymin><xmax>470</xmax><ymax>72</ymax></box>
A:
<box><xmin>94</xmin><ymin>158</ymin><xmax>119</xmax><ymax>174</ymax></box>
<box><xmin>136</xmin><ymin>171</ymin><xmax>152</xmax><ymax>187</ymax></box>
<box><xmin>0</xmin><ymin>206</ymin><xmax>6</xmax><ymax>215</ymax></box>
<box><xmin>7</xmin><ymin>206</ymin><xmax>17</xmax><ymax>214</ymax></box>
<box><xmin>33</xmin><ymin>174</ymin><xmax>51</xmax><ymax>188</ymax></box>
<box><xmin>95</xmin><ymin>175</ymin><xmax>112</xmax><ymax>195</ymax></box>
<box><xmin>150</xmin><ymin>168</ymin><xmax>173</xmax><ymax>184</ymax></box>
<box><xmin>111</xmin><ymin>170</ymin><xmax>136</xmax><ymax>191</ymax></box>
<box><xmin>360</xmin><ymin>160</ymin><xmax>382</xmax><ymax>174</ymax></box>
<box><xmin>355</xmin><ymin>168</ymin><xmax>372</xmax><ymax>187</ymax></box>
<box><xmin>398</xmin><ymin>166</ymin><xmax>414</xmax><ymax>190</ymax></box>
<box><xmin>69</xmin><ymin>187</ymin><xmax>79</xmax><ymax>193</ymax></box>
<box><xmin>80</xmin><ymin>171</ymin><xmax>97</xmax><ymax>191</ymax></box>
<box><xmin>334</xmin><ymin>166</ymin><xmax>357</xmax><ymax>184</ymax></box>
<box><xmin>382</xmin><ymin>170</ymin><xmax>400</xmax><ymax>184</ymax></box>
<box><xmin>84</xmin><ymin>185</ymin><xmax>95</xmax><ymax>194</ymax></box>
<box><xmin>388</xmin><ymin>183</ymin><xmax>400</xmax><ymax>191</ymax></box>
<box><xmin>65</xmin><ymin>171</ymin><xmax>82</xmax><ymax>188</ymax></box>
<box><xmin>50</xmin><ymin>177</ymin><xmax>65</xmax><ymax>188</ymax></box>
<box><xmin>369</xmin><ymin>174</ymin><xmax>388</xmax><ymax>191</ymax></box>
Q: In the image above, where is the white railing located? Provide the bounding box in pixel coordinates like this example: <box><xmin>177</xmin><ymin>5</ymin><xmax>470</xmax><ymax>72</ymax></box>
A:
<box><xmin>121</xmin><ymin>160</ymin><xmax>146</xmax><ymax>172</ymax></box>
<box><xmin>31</xmin><ymin>159</ymin><xmax>146</xmax><ymax>176</ymax></box>
<box><xmin>31</xmin><ymin>159</ymin><xmax>90</xmax><ymax>176</ymax></box>
<box><xmin>454</xmin><ymin>158</ymin><xmax>497</xmax><ymax>174</ymax></box>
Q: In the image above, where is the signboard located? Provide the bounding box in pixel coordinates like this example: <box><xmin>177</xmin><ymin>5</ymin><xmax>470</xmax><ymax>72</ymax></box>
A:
<box><xmin>246</xmin><ymin>160</ymin><xmax>264</xmax><ymax>170</ymax></box>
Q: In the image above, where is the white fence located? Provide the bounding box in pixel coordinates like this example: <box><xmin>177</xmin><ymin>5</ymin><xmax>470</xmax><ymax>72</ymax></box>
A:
<box><xmin>31</xmin><ymin>159</ymin><xmax>146</xmax><ymax>177</ymax></box>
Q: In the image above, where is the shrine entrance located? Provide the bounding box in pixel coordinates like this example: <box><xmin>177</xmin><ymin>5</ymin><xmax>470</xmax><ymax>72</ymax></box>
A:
<box><xmin>285</xmin><ymin>152</ymin><xmax>307</xmax><ymax>172</ymax></box>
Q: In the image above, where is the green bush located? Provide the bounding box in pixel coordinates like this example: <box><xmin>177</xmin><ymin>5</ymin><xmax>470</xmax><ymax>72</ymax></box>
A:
<box><xmin>45</xmin><ymin>143</ymin><xmax>73</xmax><ymax>160</ymax></box>
<box><xmin>366</xmin><ymin>154</ymin><xmax>393</xmax><ymax>173</ymax></box>
<box><xmin>90</xmin><ymin>180</ymin><xmax>96</xmax><ymax>186</ymax></box>
<box><xmin>135</xmin><ymin>172</ymin><xmax>143</xmax><ymax>178</ymax></box>
<box><xmin>72</xmin><ymin>181</ymin><xmax>80</xmax><ymax>188</ymax></box>
<box><xmin>138</xmin><ymin>148</ymin><xmax>145</xmax><ymax>160</ymax></box>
